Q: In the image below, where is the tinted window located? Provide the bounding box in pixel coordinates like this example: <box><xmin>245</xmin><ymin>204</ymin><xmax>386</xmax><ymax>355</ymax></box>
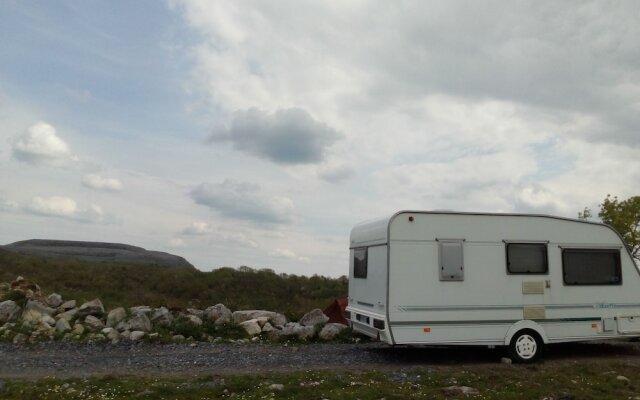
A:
<box><xmin>506</xmin><ymin>243</ymin><xmax>548</xmax><ymax>274</ymax></box>
<box><xmin>353</xmin><ymin>247</ymin><xmax>367</xmax><ymax>279</ymax></box>
<box><xmin>562</xmin><ymin>249</ymin><xmax>621</xmax><ymax>285</ymax></box>
<box><xmin>439</xmin><ymin>240</ymin><xmax>464</xmax><ymax>281</ymax></box>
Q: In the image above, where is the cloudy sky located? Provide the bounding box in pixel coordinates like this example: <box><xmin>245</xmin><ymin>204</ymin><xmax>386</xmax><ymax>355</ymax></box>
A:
<box><xmin>1</xmin><ymin>1</ymin><xmax>638</xmax><ymax>276</ymax></box>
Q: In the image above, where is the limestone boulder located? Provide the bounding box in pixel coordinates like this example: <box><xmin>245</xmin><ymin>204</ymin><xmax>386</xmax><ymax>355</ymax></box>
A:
<box><xmin>129</xmin><ymin>306</ymin><xmax>152</xmax><ymax>315</ymax></box>
<box><xmin>58</xmin><ymin>300</ymin><xmax>76</xmax><ymax>311</ymax></box>
<box><xmin>84</xmin><ymin>315</ymin><xmax>105</xmax><ymax>331</ymax></box>
<box><xmin>233</xmin><ymin>310</ymin><xmax>287</xmax><ymax>327</ymax></box>
<box><xmin>150</xmin><ymin>307</ymin><xmax>173</xmax><ymax>326</ymax></box>
<box><xmin>129</xmin><ymin>313</ymin><xmax>152</xmax><ymax>332</ymax></box>
<box><xmin>77</xmin><ymin>299</ymin><xmax>105</xmax><ymax>317</ymax></box>
<box><xmin>0</xmin><ymin>300</ymin><xmax>20</xmax><ymax>323</ymax></box>
<box><xmin>40</xmin><ymin>315</ymin><xmax>56</xmax><ymax>327</ymax></box>
<box><xmin>55</xmin><ymin>309</ymin><xmax>78</xmax><ymax>322</ymax></box>
<box><xmin>204</xmin><ymin>304</ymin><xmax>232</xmax><ymax>324</ymax></box>
<box><xmin>186</xmin><ymin>315</ymin><xmax>203</xmax><ymax>326</ymax></box>
<box><xmin>55</xmin><ymin>318</ymin><xmax>71</xmax><ymax>334</ymax></box>
<box><xmin>299</xmin><ymin>309</ymin><xmax>329</xmax><ymax>327</ymax></box>
<box><xmin>72</xmin><ymin>323</ymin><xmax>85</xmax><ymax>335</ymax></box>
<box><xmin>22</xmin><ymin>301</ymin><xmax>55</xmax><ymax>323</ymax></box>
<box><xmin>239</xmin><ymin>319</ymin><xmax>262</xmax><ymax>336</ymax></box>
<box><xmin>130</xmin><ymin>331</ymin><xmax>145</xmax><ymax>341</ymax></box>
<box><xmin>107</xmin><ymin>307</ymin><xmax>127</xmax><ymax>327</ymax></box>
<box><xmin>319</xmin><ymin>323</ymin><xmax>348</xmax><ymax>340</ymax></box>
<box><xmin>46</xmin><ymin>293</ymin><xmax>63</xmax><ymax>308</ymax></box>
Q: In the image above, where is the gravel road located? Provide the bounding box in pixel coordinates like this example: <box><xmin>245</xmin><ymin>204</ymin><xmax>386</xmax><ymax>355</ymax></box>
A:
<box><xmin>1</xmin><ymin>340</ymin><xmax>639</xmax><ymax>379</ymax></box>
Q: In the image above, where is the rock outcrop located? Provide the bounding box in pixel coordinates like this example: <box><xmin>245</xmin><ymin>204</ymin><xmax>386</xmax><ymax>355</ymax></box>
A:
<box><xmin>2</xmin><ymin>239</ymin><xmax>195</xmax><ymax>269</ymax></box>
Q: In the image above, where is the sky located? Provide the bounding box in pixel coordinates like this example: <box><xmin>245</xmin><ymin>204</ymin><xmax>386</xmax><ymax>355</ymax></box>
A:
<box><xmin>1</xmin><ymin>1</ymin><xmax>639</xmax><ymax>277</ymax></box>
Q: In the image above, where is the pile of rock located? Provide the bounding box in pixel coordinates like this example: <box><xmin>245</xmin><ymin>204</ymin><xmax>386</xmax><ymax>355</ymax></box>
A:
<box><xmin>0</xmin><ymin>276</ymin><xmax>349</xmax><ymax>345</ymax></box>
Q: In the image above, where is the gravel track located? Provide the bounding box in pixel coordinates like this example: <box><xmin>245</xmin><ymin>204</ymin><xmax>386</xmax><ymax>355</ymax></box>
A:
<box><xmin>1</xmin><ymin>340</ymin><xmax>639</xmax><ymax>379</ymax></box>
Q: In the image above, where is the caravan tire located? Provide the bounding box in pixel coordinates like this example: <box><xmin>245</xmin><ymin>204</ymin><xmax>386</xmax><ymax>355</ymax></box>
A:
<box><xmin>508</xmin><ymin>329</ymin><xmax>543</xmax><ymax>363</ymax></box>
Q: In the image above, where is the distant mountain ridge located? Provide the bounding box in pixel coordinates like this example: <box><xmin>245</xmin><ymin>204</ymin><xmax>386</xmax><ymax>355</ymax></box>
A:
<box><xmin>2</xmin><ymin>239</ymin><xmax>194</xmax><ymax>269</ymax></box>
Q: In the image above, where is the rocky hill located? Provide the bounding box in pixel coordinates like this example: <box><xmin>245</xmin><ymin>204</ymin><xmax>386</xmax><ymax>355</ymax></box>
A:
<box><xmin>2</xmin><ymin>239</ymin><xmax>194</xmax><ymax>269</ymax></box>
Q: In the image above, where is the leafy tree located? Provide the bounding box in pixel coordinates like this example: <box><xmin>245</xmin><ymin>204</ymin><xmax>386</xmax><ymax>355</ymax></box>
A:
<box><xmin>598</xmin><ymin>195</ymin><xmax>640</xmax><ymax>261</ymax></box>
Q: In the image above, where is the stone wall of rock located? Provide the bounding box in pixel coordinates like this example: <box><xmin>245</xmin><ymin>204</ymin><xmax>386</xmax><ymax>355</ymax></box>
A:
<box><xmin>0</xmin><ymin>277</ymin><xmax>349</xmax><ymax>345</ymax></box>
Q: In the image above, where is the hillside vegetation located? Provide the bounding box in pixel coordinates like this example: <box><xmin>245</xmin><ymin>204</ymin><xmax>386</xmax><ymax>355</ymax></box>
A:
<box><xmin>0</xmin><ymin>249</ymin><xmax>347</xmax><ymax>317</ymax></box>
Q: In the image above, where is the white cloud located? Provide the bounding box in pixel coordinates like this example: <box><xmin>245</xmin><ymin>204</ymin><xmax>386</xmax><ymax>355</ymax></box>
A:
<box><xmin>26</xmin><ymin>196</ymin><xmax>106</xmax><ymax>223</ymax></box>
<box><xmin>181</xmin><ymin>221</ymin><xmax>213</xmax><ymax>235</ymax></box>
<box><xmin>191</xmin><ymin>179</ymin><xmax>294</xmax><ymax>224</ymax></box>
<box><xmin>82</xmin><ymin>174</ymin><xmax>123</xmax><ymax>192</ymax></box>
<box><xmin>12</xmin><ymin>122</ymin><xmax>76</xmax><ymax>166</ymax></box>
<box><xmin>269</xmin><ymin>248</ymin><xmax>310</xmax><ymax>264</ymax></box>
<box><xmin>209</xmin><ymin>107</ymin><xmax>342</xmax><ymax>164</ymax></box>
<box><xmin>168</xmin><ymin>238</ymin><xmax>186</xmax><ymax>248</ymax></box>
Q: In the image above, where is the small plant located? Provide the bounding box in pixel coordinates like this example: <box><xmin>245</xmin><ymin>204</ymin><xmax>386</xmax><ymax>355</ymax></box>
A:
<box><xmin>169</xmin><ymin>317</ymin><xmax>204</xmax><ymax>340</ymax></box>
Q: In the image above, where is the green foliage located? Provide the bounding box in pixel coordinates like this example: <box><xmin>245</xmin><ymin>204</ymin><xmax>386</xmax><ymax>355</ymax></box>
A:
<box><xmin>0</xmin><ymin>249</ymin><xmax>348</xmax><ymax>314</ymax></box>
<box><xmin>169</xmin><ymin>317</ymin><xmax>204</xmax><ymax>340</ymax></box>
<box><xmin>3</xmin><ymin>362</ymin><xmax>640</xmax><ymax>399</ymax></box>
<box><xmin>577</xmin><ymin>207</ymin><xmax>592</xmax><ymax>221</ymax></box>
<box><xmin>598</xmin><ymin>194</ymin><xmax>640</xmax><ymax>260</ymax></box>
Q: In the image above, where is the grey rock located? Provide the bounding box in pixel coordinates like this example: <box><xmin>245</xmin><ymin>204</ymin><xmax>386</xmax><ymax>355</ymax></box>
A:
<box><xmin>72</xmin><ymin>323</ymin><xmax>85</xmax><ymax>335</ymax></box>
<box><xmin>107</xmin><ymin>307</ymin><xmax>127</xmax><ymax>327</ymax></box>
<box><xmin>0</xmin><ymin>300</ymin><xmax>20</xmax><ymax>323</ymax></box>
<box><xmin>77</xmin><ymin>299</ymin><xmax>105</xmax><ymax>317</ymax></box>
<box><xmin>299</xmin><ymin>309</ymin><xmax>329</xmax><ymax>327</ymax></box>
<box><xmin>129</xmin><ymin>313</ymin><xmax>152</xmax><ymax>332</ymax></box>
<box><xmin>186</xmin><ymin>315</ymin><xmax>202</xmax><ymax>326</ymax></box>
<box><xmin>233</xmin><ymin>310</ymin><xmax>287</xmax><ymax>326</ymax></box>
<box><xmin>130</xmin><ymin>331</ymin><xmax>145</xmax><ymax>341</ymax></box>
<box><xmin>293</xmin><ymin>325</ymin><xmax>315</xmax><ymax>340</ymax></box>
<box><xmin>13</xmin><ymin>333</ymin><xmax>27</xmax><ymax>344</ymax></box>
<box><xmin>55</xmin><ymin>319</ymin><xmax>71</xmax><ymax>333</ymax></box>
<box><xmin>129</xmin><ymin>306</ymin><xmax>152</xmax><ymax>315</ymax></box>
<box><xmin>2</xmin><ymin>239</ymin><xmax>195</xmax><ymax>269</ymax></box>
<box><xmin>261</xmin><ymin>322</ymin><xmax>275</xmax><ymax>333</ymax></box>
<box><xmin>84</xmin><ymin>315</ymin><xmax>105</xmax><ymax>331</ymax></box>
<box><xmin>56</xmin><ymin>309</ymin><xmax>78</xmax><ymax>322</ymax></box>
<box><xmin>22</xmin><ymin>300</ymin><xmax>56</xmax><ymax>322</ymax></box>
<box><xmin>58</xmin><ymin>300</ymin><xmax>76</xmax><ymax>311</ymax></box>
<box><xmin>500</xmin><ymin>357</ymin><xmax>512</xmax><ymax>365</ymax></box>
<box><xmin>40</xmin><ymin>315</ymin><xmax>56</xmax><ymax>327</ymax></box>
<box><xmin>442</xmin><ymin>386</ymin><xmax>479</xmax><ymax>396</ymax></box>
<box><xmin>172</xmin><ymin>334</ymin><xmax>185</xmax><ymax>342</ymax></box>
<box><xmin>46</xmin><ymin>293</ymin><xmax>63</xmax><ymax>308</ymax></box>
<box><xmin>240</xmin><ymin>319</ymin><xmax>262</xmax><ymax>336</ymax></box>
<box><xmin>150</xmin><ymin>307</ymin><xmax>173</xmax><ymax>326</ymax></box>
<box><xmin>204</xmin><ymin>304</ymin><xmax>232</xmax><ymax>324</ymax></box>
<box><xmin>319</xmin><ymin>323</ymin><xmax>348</xmax><ymax>340</ymax></box>
<box><xmin>269</xmin><ymin>384</ymin><xmax>284</xmax><ymax>391</ymax></box>
<box><xmin>617</xmin><ymin>375</ymin><xmax>630</xmax><ymax>383</ymax></box>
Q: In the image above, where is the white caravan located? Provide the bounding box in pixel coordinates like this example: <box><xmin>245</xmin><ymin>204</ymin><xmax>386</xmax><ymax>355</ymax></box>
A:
<box><xmin>346</xmin><ymin>211</ymin><xmax>640</xmax><ymax>362</ymax></box>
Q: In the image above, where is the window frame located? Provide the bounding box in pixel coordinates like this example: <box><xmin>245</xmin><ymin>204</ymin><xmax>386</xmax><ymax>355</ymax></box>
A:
<box><xmin>438</xmin><ymin>238</ymin><xmax>465</xmax><ymax>281</ymax></box>
<box><xmin>561</xmin><ymin>248</ymin><xmax>622</xmax><ymax>286</ymax></box>
<box><xmin>505</xmin><ymin>242</ymin><xmax>549</xmax><ymax>275</ymax></box>
<box><xmin>353</xmin><ymin>247</ymin><xmax>368</xmax><ymax>279</ymax></box>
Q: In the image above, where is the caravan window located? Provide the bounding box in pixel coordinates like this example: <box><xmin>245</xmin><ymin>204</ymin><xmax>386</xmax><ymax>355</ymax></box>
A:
<box><xmin>506</xmin><ymin>243</ymin><xmax>548</xmax><ymax>274</ymax></box>
<box><xmin>353</xmin><ymin>247</ymin><xmax>368</xmax><ymax>279</ymax></box>
<box><xmin>439</xmin><ymin>239</ymin><xmax>464</xmax><ymax>281</ymax></box>
<box><xmin>562</xmin><ymin>249</ymin><xmax>622</xmax><ymax>285</ymax></box>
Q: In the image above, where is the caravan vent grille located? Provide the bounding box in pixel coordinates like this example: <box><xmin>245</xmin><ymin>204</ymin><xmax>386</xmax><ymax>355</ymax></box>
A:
<box><xmin>523</xmin><ymin>305</ymin><xmax>546</xmax><ymax>320</ymax></box>
<box><xmin>522</xmin><ymin>281</ymin><xmax>545</xmax><ymax>295</ymax></box>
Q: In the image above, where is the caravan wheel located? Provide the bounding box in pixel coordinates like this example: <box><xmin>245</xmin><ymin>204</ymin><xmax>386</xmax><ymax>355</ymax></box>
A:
<box><xmin>508</xmin><ymin>330</ymin><xmax>542</xmax><ymax>363</ymax></box>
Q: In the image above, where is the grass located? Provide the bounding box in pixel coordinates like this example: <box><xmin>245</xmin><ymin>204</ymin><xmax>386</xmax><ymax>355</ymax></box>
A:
<box><xmin>1</xmin><ymin>361</ymin><xmax>638</xmax><ymax>399</ymax></box>
<box><xmin>0</xmin><ymin>249</ymin><xmax>347</xmax><ymax>315</ymax></box>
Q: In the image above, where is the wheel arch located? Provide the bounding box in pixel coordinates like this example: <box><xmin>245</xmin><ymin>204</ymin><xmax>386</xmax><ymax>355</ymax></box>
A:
<box><xmin>504</xmin><ymin>320</ymin><xmax>548</xmax><ymax>345</ymax></box>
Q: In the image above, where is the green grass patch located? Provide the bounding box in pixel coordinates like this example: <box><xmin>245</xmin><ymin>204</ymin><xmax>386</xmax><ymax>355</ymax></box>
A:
<box><xmin>1</xmin><ymin>361</ymin><xmax>638</xmax><ymax>399</ymax></box>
